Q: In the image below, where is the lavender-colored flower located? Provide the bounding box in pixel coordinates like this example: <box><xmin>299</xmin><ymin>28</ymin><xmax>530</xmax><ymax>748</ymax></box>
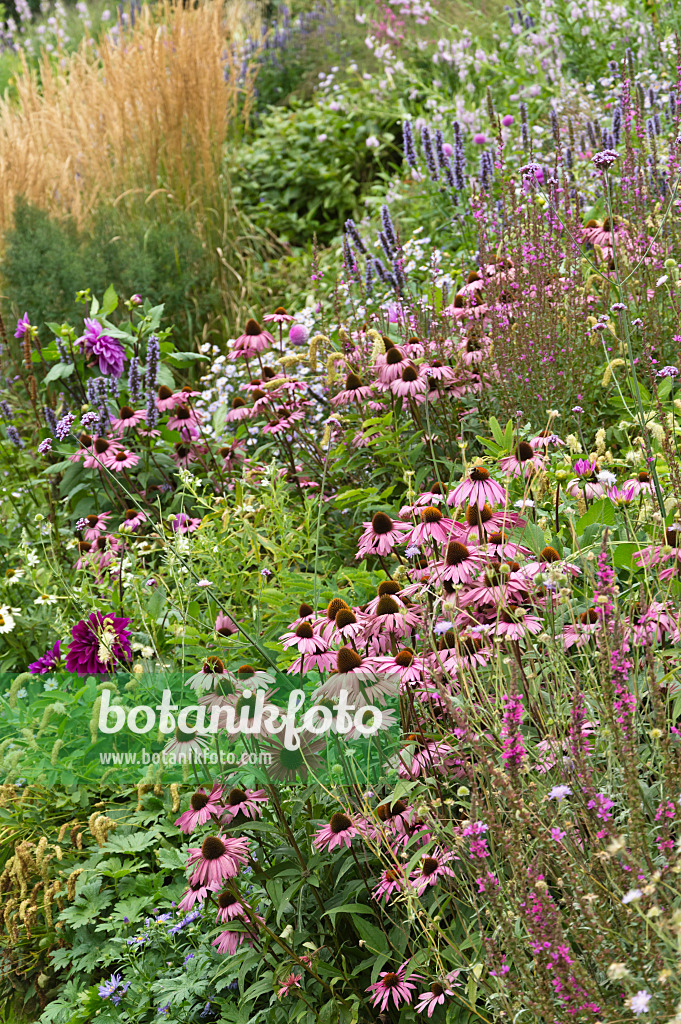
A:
<box><xmin>365</xmin><ymin>258</ymin><xmax>374</xmax><ymax>296</ymax></box>
<box><xmin>344</xmin><ymin>219</ymin><xmax>367</xmax><ymax>255</ymax></box>
<box><xmin>0</xmin><ymin>400</ymin><xmax>12</xmax><ymax>421</ymax></box>
<box><xmin>38</xmin><ymin>438</ymin><xmax>52</xmax><ymax>455</ymax></box>
<box><xmin>145</xmin><ymin>333</ymin><xmax>160</xmax><ymax>393</ymax></box>
<box><xmin>434</xmin><ymin>128</ymin><xmax>456</xmax><ymax>189</ymax></box>
<box><xmin>520</xmin><ymin>102</ymin><xmax>529</xmax><ymax>151</ymax></box>
<box><xmin>55</xmin><ymin>413</ymin><xmax>75</xmax><ymax>441</ymax></box>
<box><xmin>453</xmin><ymin>121</ymin><xmax>466</xmax><ymax>190</ymax></box>
<box><xmin>128</xmin><ymin>355</ymin><xmax>141</xmax><ymax>403</ymax></box>
<box><xmin>81</xmin><ymin>410</ymin><xmax>98</xmax><ymax>431</ymax></box>
<box><xmin>380</xmin><ymin>205</ymin><xmax>397</xmax><ymax>253</ymax></box>
<box><xmin>592</xmin><ymin>149</ymin><xmax>619</xmax><ymax>170</ymax></box>
<box><xmin>657</xmin><ymin>365</ymin><xmax>679</xmax><ymax>378</ymax></box>
<box><xmin>402</xmin><ymin>120</ymin><xmax>418</xmax><ymax>169</ymax></box>
<box><xmin>420</xmin><ymin>124</ymin><xmax>439</xmax><ymax>181</ymax></box>
<box><xmin>6</xmin><ymin>426</ymin><xmax>24</xmax><ymax>449</ymax></box>
<box><xmin>79</xmin><ymin>318</ymin><xmax>126</xmax><ymax>378</ymax></box>
<box><xmin>44</xmin><ymin>406</ymin><xmax>58</xmax><ymax>437</ymax></box>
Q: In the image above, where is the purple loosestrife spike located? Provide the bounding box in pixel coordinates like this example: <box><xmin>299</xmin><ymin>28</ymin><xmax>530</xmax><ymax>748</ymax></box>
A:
<box><xmin>128</xmin><ymin>355</ymin><xmax>141</xmax><ymax>404</ymax></box>
<box><xmin>364</xmin><ymin>258</ymin><xmax>373</xmax><ymax>296</ymax></box>
<box><xmin>0</xmin><ymin>400</ymin><xmax>12</xmax><ymax>421</ymax></box>
<box><xmin>6</xmin><ymin>425</ymin><xmax>23</xmax><ymax>449</ymax></box>
<box><xmin>380</xmin><ymin>205</ymin><xmax>397</xmax><ymax>252</ymax></box>
<box><xmin>402</xmin><ymin>120</ymin><xmax>417</xmax><ymax>168</ymax></box>
<box><xmin>145</xmin><ymin>334</ymin><xmax>160</xmax><ymax>395</ymax></box>
<box><xmin>343</xmin><ymin>219</ymin><xmax>367</xmax><ymax>255</ymax></box>
<box><xmin>519</xmin><ymin>103</ymin><xmax>529</xmax><ymax>152</ymax></box>
<box><xmin>453</xmin><ymin>121</ymin><xmax>466</xmax><ymax>190</ymax></box>
<box><xmin>420</xmin><ymin>124</ymin><xmax>439</xmax><ymax>181</ymax></box>
<box><xmin>44</xmin><ymin>406</ymin><xmax>58</xmax><ymax>437</ymax></box>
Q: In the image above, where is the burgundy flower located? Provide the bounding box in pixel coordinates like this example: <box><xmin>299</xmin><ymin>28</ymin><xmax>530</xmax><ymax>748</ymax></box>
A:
<box><xmin>29</xmin><ymin>640</ymin><xmax>61</xmax><ymax>675</ymax></box>
<box><xmin>65</xmin><ymin>611</ymin><xmax>132</xmax><ymax>676</ymax></box>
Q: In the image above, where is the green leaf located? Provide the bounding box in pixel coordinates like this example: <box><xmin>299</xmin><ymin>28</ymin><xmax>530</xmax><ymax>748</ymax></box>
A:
<box><xmin>101</xmin><ymin>830</ymin><xmax>159</xmax><ymax>854</ymax></box>
<box><xmin>488</xmin><ymin>417</ymin><xmax>504</xmax><ymax>446</ymax></box>
<box><xmin>100</xmin><ymin>285</ymin><xmax>118</xmax><ymax>317</ymax></box>
<box><xmin>43</xmin><ymin>362</ymin><xmax>75</xmax><ymax>385</ymax></box>
<box><xmin>521</xmin><ymin>520</ymin><xmax>546</xmax><ymax>556</ymax></box>
<box><xmin>323</xmin><ymin>904</ymin><xmax>374</xmax><ymax>924</ymax></box>
<box><xmin>577</xmin><ymin>498</ymin><xmax>616</xmax><ymax>533</ymax></box>
<box><xmin>613</xmin><ymin>543</ymin><xmax>636</xmax><ymax>568</ymax></box>
<box><xmin>352</xmin><ymin>915</ymin><xmax>389</xmax><ymax>954</ymax></box>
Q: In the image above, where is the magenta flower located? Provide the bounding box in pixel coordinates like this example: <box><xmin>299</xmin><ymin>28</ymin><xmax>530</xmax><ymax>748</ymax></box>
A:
<box><xmin>415</xmin><ymin>981</ymin><xmax>456</xmax><ymax>1017</ymax></box>
<box><xmin>410</xmin><ymin>850</ymin><xmax>457</xmax><ymax>894</ymax></box>
<box><xmin>367</xmin><ymin>963</ymin><xmax>418</xmax><ymax>1012</ymax></box>
<box><xmin>14</xmin><ymin>313</ymin><xmax>31</xmax><ymax>338</ymax></box>
<box><xmin>229</xmin><ymin>319</ymin><xmax>274</xmax><ymax>360</ymax></box>
<box><xmin>177</xmin><ymin>879</ymin><xmax>221</xmax><ymax>911</ymax></box>
<box><xmin>187</xmin><ymin>834</ymin><xmax>250</xmax><ymax>886</ymax></box>
<box><xmin>171</xmin><ymin>512</ymin><xmax>202</xmax><ymax>534</ymax></box>
<box><xmin>262</xmin><ymin>307</ymin><xmax>294</xmax><ymax>324</ymax></box>
<box><xmin>215</xmin><ymin>891</ymin><xmax>247</xmax><ymax>923</ymax></box>
<box><xmin>106</xmin><ymin>449</ymin><xmax>140</xmax><ymax>472</ymax></box>
<box><xmin>212</xmin><ymin>928</ymin><xmax>244</xmax><ymax>955</ymax></box>
<box><xmin>29</xmin><ymin>640</ymin><xmax>61</xmax><ymax>675</ymax></box>
<box><xmin>78</xmin><ymin>318</ymin><xmax>126</xmax><ymax>377</ymax></box>
<box><xmin>498</xmin><ymin>442</ymin><xmax>544</xmax><ymax>478</ymax></box>
<box><xmin>331</xmin><ymin>371</ymin><xmax>373</xmax><ymax>406</ymax></box>
<box><xmin>175</xmin><ymin>783</ymin><xmax>225</xmax><ymax>835</ymax></box>
<box><xmin>81</xmin><ymin>512</ymin><xmax>112</xmax><ymax>541</ymax></box>
<box><xmin>406</xmin><ymin>506</ymin><xmax>456</xmax><ymax>548</ymax></box>
<box><xmin>372</xmin><ymin>866</ymin><xmax>407</xmax><ymax>904</ymax></box>
<box><xmin>432</xmin><ymin>540</ymin><xmax>484</xmax><ymax>584</ymax></box>
<box><xmin>313</xmin><ymin>811</ymin><xmax>364</xmax><ymax>852</ymax></box>
<box><xmin>220</xmin><ymin>786</ymin><xmax>268</xmax><ymax>822</ymax></box>
<box><xmin>277</xmin><ymin>973</ymin><xmax>302</xmax><ymax>999</ymax></box>
<box><xmin>65</xmin><ymin>611</ymin><xmax>132</xmax><ymax>676</ymax></box>
<box><xmin>446</xmin><ymin>468</ymin><xmax>503</xmax><ymax>507</ymax></box>
<box><xmin>390</xmin><ymin>364</ymin><xmax>428</xmax><ymax>398</ymax></box>
<box><xmin>356</xmin><ymin>512</ymin><xmax>411</xmax><ymax>560</ymax></box>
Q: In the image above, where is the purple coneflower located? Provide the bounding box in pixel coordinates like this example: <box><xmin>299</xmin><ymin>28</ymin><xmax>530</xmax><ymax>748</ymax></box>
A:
<box><xmin>415</xmin><ymin>981</ymin><xmax>456</xmax><ymax>1017</ymax></box>
<box><xmin>81</xmin><ymin>512</ymin><xmax>112</xmax><ymax>541</ymax></box>
<box><xmin>175</xmin><ymin>783</ymin><xmax>225</xmax><ymax>834</ymax></box>
<box><xmin>277</xmin><ymin>973</ymin><xmax>302</xmax><ymax>999</ymax></box>
<box><xmin>187</xmin><ymin>834</ymin><xmax>250</xmax><ymax>886</ymax></box>
<box><xmin>448</xmin><ymin>466</ymin><xmax>507</xmax><ymax>508</ymax></box>
<box><xmin>212</xmin><ymin>928</ymin><xmax>244</xmax><ymax>955</ymax></box>
<box><xmin>177</xmin><ymin>879</ymin><xmax>221</xmax><ymax>912</ymax></box>
<box><xmin>432</xmin><ymin>540</ymin><xmax>484</xmax><ymax>584</ymax></box>
<box><xmin>498</xmin><ymin>442</ymin><xmax>545</xmax><ymax>478</ymax></box>
<box><xmin>313</xmin><ymin>811</ymin><xmax>364</xmax><ymax>852</ymax></box>
<box><xmin>410</xmin><ymin>850</ymin><xmax>457</xmax><ymax>893</ymax></box>
<box><xmin>367</xmin><ymin>963</ymin><xmax>418</xmax><ymax>1012</ymax></box>
<box><xmin>220</xmin><ymin>787</ymin><xmax>268</xmax><ymax>822</ymax></box>
<box><xmin>406</xmin><ymin>506</ymin><xmax>456</xmax><ymax>548</ymax></box>
<box><xmin>215</xmin><ymin>891</ymin><xmax>247</xmax><ymax>923</ymax></box>
<box><xmin>262</xmin><ymin>306</ymin><xmax>294</xmax><ymax>325</ymax></box>
<box><xmin>562</xmin><ymin>609</ymin><xmax>600</xmax><ymax>648</ymax></box>
<box><xmin>229</xmin><ymin>319</ymin><xmax>274</xmax><ymax>360</ymax></box>
<box><xmin>110</xmin><ymin>405</ymin><xmax>146</xmax><ymax>434</ymax></box>
<box><xmin>119</xmin><ymin>508</ymin><xmax>147</xmax><ymax>532</ymax></box>
<box><xmin>312</xmin><ymin>647</ymin><xmax>398</xmax><ymax>705</ymax></box>
<box><xmin>166</xmin><ymin>404</ymin><xmax>202</xmax><ymax>440</ymax></box>
<box><xmin>372</xmin><ymin>866</ymin><xmax>406</xmax><ymax>903</ymax></box>
<box><xmin>390</xmin><ymin>364</ymin><xmax>428</xmax><ymax>398</ymax></box>
<box><xmin>106</xmin><ymin>449</ymin><xmax>140</xmax><ymax>472</ymax></box>
<box><xmin>331</xmin><ymin>371</ymin><xmax>373</xmax><ymax>406</ymax></box>
<box><xmin>495</xmin><ymin>605</ymin><xmax>542</xmax><ymax>641</ymax></box>
<box><xmin>356</xmin><ymin>512</ymin><xmax>411</xmax><ymax>560</ymax></box>
<box><xmin>622</xmin><ymin>471</ymin><xmax>654</xmax><ymax>497</ymax></box>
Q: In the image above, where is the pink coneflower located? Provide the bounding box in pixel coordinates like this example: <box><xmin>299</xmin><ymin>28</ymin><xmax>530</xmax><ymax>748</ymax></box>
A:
<box><xmin>119</xmin><ymin>507</ymin><xmax>147</xmax><ymax>532</ymax></box>
<box><xmin>175</xmin><ymin>783</ymin><xmax>225</xmax><ymax>834</ymax></box>
<box><xmin>106</xmin><ymin>449</ymin><xmax>140</xmax><ymax>472</ymax></box>
<box><xmin>410</xmin><ymin>850</ymin><xmax>457</xmax><ymax>894</ymax></box>
<box><xmin>498</xmin><ymin>442</ymin><xmax>545</xmax><ymax>478</ymax></box>
<box><xmin>459</xmin><ymin>502</ymin><xmax>523</xmax><ymax>540</ymax></box>
<box><xmin>277</xmin><ymin>973</ymin><xmax>302</xmax><ymax>999</ymax></box>
<box><xmin>215</xmin><ymin>891</ymin><xmax>246</xmax><ymax>923</ymax></box>
<box><xmin>166</xmin><ymin>404</ymin><xmax>202</xmax><ymax>440</ymax></box>
<box><xmin>562</xmin><ymin>609</ymin><xmax>600</xmax><ymax>648</ymax></box>
<box><xmin>372</xmin><ymin>866</ymin><xmax>407</xmax><ymax>903</ymax></box>
<box><xmin>331</xmin><ymin>371</ymin><xmax>373</xmax><ymax>406</ymax></box>
<box><xmin>312</xmin><ymin>647</ymin><xmax>399</xmax><ymax>705</ymax></box>
<box><xmin>367</xmin><ymin>963</ymin><xmax>418</xmax><ymax>1012</ymax></box>
<box><xmin>375</xmin><ymin>345</ymin><xmax>407</xmax><ymax>385</ymax></box>
<box><xmin>631</xmin><ymin>601</ymin><xmax>676</xmax><ymax>645</ymax></box>
<box><xmin>81</xmin><ymin>512</ymin><xmax>112</xmax><ymax>541</ymax></box>
<box><xmin>212</xmin><ymin>928</ymin><xmax>244</xmax><ymax>955</ymax></box>
<box><xmin>485</xmin><ymin>530</ymin><xmax>531</xmax><ymax>560</ymax></box>
<box><xmin>390</xmin><ymin>364</ymin><xmax>428</xmax><ymax>398</ymax></box>
<box><xmin>82</xmin><ymin>437</ymin><xmax>122</xmax><ymax>470</ymax></box>
<box><xmin>635</xmin><ymin>527</ymin><xmax>681</xmax><ymax>569</ymax></box>
<box><xmin>177</xmin><ymin>878</ymin><xmax>221</xmax><ymax>912</ymax></box>
<box><xmin>163</xmin><ymin>727</ymin><xmax>209</xmax><ymax>761</ymax></box>
<box><xmin>313</xmin><ymin>811</ymin><xmax>364</xmax><ymax>852</ymax></box>
<box><xmin>225</xmin><ymin>396</ymin><xmax>253</xmax><ymax>422</ymax></box>
<box><xmin>110</xmin><ymin>405</ymin><xmax>146</xmax><ymax>434</ymax></box>
<box><xmin>458</xmin><ymin>568</ymin><xmax>528</xmax><ymax>610</ymax></box>
<box><xmin>399</xmin><ymin>739</ymin><xmax>458</xmax><ymax>779</ymax></box>
<box><xmin>263</xmin><ymin>306</ymin><xmax>295</xmax><ymax>325</ymax></box>
<box><xmin>415</xmin><ymin>981</ymin><xmax>456</xmax><ymax>1017</ymax></box>
<box><xmin>434</xmin><ymin>631</ymin><xmax>489</xmax><ymax>670</ymax></box>
<box><xmin>230</xmin><ymin>319</ymin><xmax>274</xmax><ymax>360</ymax></box>
<box><xmin>448</xmin><ymin>466</ymin><xmax>507</xmax><ymax>508</ymax></box>
<box><xmin>495</xmin><ymin>605</ymin><xmax>543</xmax><ymax>641</ymax></box>
<box><xmin>530</xmin><ymin>431</ymin><xmax>564</xmax><ymax>450</ymax></box>
<box><xmin>413</xmin><ymin>481</ymin><xmax>448</xmax><ymax>507</ymax></box>
<box><xmin>362</xmin><ymin>594</ymin><xmax>421</xmax><ymax>641</ymax></box>
<box><xmin>375</xmin><ymin>648</ymin><xmax>426</xmax><ymax>687</ymax></box>
<box><xmin>622</xmin><ymin>471</ymin><xmax>654</xmax><ymax>497</ymax></box>
<box><xmin>433</xmin><ymin>540</ymin><xmax>484</xmax><ymax>584</ymax></box>
<box><xmin>356</xmin><ymin>512</ymin><xmax>411</xmax><ymax>560</ymax></box>
<box><xmin>171</xmin><ymin>443</ymin><xmax>203</xmax><ymax>468</ymax></box>
<box><xmin>156</xmin><ymin>385</ymin><xmax>178</xmax><ymax>412</ymax></box>
<box><xmin>329</xmin><ymin>607</ymin><xmax>365</xmax><ymax>644</ymax></box>
<box><xmin>406</xmin><ymin>506</ymin><xmax>456</xmax><ymax>548</ymax></box>
<box><xmin>281</xmin><ymin>621</ymin><xmax>328</xmax><ymax>655</ymax></box>
<box><xmin>187</xmin><ymin>834</ymin><xmax>250</xmax><ymax>885</ymax></box>
<box><xmin>65</xmin><ymin>611</ymin><xmax>132</xmax><ymax>676</ymax></box>
<box><xmin>220</xmin><ymin>787</ymin><xmax>268</xmax><ymax>822</ymax></box>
